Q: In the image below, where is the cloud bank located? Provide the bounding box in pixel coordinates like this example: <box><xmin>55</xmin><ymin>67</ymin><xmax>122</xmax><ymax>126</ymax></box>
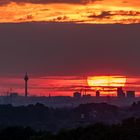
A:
<box><xmin>0</xmin><ymin>0</ymin><xmax>99</xmax><ymax>5</ymax></box>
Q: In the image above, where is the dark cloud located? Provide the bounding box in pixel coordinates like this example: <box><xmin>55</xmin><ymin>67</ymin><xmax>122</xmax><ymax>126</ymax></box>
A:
<box><xmin>0</xmin><ymin>0</ymin><xmax>9</xmax><ymax>5</ymax></box>
<box><xmin>88</xmin><ymin>10</ymin><xmax>140</xmax><ymax>19</ymax></box>
<box><xmin>116</xmin><ymin>11</ymin><xmax>140</xmax><ymax>16</ymax></box>
<box><xmin>0</xmin><ymin>23</ymin><xmax>140</xmax><ymax>76</ymax></box>
<box><xmin>0</xmin><ymin>0</ymin><xmax>99</xmax><ymax>5</ymax></box>
<box><xmin>17</xmin><ymin>14</ymin><xmax>34</xmax><ymax>22</ymax></box>
<box><xmin>88</xmin><ymin>11</ymin><xmax>111</xmax><ymax>19</ymax></box>
<box><xmin>53</xmin><ymin>16</ymin><xmax>69</xmax><ymax>22</ymax></box>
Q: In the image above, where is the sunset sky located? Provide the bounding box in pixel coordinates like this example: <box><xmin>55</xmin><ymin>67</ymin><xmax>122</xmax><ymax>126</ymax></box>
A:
<box><xmin>1</xmin><ymin>0</ymin><xmax>140</xmax><ymax>23</ymax></box>
<box><xmin>0</xmin><ymin>0</ymin><xmax>140</xmax><ymax>96</ymax></box>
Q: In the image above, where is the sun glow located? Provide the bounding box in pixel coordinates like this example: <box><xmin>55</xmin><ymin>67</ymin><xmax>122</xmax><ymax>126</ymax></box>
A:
<box><xmin>87</xmin><ymin>76</ymin><xmax>126</xmax><ymax>91</ymax></box>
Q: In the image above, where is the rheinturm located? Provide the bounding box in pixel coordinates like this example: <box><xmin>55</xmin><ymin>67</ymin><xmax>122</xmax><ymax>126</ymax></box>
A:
<box><xmin>24</xmin><ymin>72</ymin><xmax>29</xmax><ymax>97</ymax></box>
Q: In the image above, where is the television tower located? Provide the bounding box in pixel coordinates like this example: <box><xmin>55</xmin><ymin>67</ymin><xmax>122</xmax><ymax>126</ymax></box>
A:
<box><xmin>24</xmin><ymin>72</ymin><xmax>29</xmax><ymax>97</ymax></box>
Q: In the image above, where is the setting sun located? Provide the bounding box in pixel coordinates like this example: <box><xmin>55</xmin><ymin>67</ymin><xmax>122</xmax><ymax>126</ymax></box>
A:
<box><xmin>87</xmin><ymin>76</ymin><xmax>126</xmax><ymax>91</ymax></box>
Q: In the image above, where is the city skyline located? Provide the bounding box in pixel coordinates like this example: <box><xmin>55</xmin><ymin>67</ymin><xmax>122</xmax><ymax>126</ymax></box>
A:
<box><xmin>0</xmin><ymin>74</ymin><xmax>140</xmax><ymax>97</ymax></box>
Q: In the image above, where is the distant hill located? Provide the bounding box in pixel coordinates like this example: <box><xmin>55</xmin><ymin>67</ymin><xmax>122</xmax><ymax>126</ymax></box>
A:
<box><xmin>0</xmin><ymin>102</ymin><xmax>139</xmax><ymax>131</ymax></box>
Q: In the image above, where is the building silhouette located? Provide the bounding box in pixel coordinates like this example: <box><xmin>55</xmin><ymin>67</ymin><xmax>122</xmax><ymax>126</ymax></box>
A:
<box><xmin>96</xmin><ymin>90</ymin><xmax>100</xmax><ymax>97</ymax></box>
<box><xmin>73</xmin><ymin>92</ymin><xmax>81</xmax><ymax>99</ymax></box>
<box><xmin>126</xmin><ymin>91</ymin><xmax>135</xmax><ymax>98</ymax></box>
<box><xmin>117</xmin><ymin>87</ymin><xmax>125</xmax><ymax>98</ymax></box>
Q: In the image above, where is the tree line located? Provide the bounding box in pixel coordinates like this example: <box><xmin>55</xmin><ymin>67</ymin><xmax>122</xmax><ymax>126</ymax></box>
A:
<box><xmin>0</xmin><ymin>117</ymin><xmax>140</xmax><ymax>140</ymax></box>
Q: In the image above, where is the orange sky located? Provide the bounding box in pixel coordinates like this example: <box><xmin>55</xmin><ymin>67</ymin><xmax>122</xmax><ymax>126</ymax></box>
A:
<box><xmin>1</xmin><ymin>0</ymin><xmax>140</xmax><ymax>23</ymax></box>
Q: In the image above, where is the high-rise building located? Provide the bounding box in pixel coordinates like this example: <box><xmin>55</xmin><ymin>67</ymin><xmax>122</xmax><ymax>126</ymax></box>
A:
<box><xmin>126</xmin><ymin>91</ymin><xmax>135</xmax><ymax>98</ymax></box>
<box><xmin>96</xmin><ymin>90</ymin><xmax>100</xmax><ymax>97</ymax></box>
<box><xmin>117</xmin><ymin>87</ymin><xmax>125</xmax><ymax>98</ymax></box>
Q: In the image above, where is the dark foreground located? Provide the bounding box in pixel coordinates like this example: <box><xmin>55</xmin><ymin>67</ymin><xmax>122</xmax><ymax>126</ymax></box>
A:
<box><xmin>0</xmin><ymin>117</ymin><xmax>140</xmax><ymax>140</ymax></box>
<box><xmin>0</xmin><ymin>102</ymin><xmax>140</xmax><ymax>132</ymax></box>
<box><xmin>0</xmin><ymin>102</ymin><xmax>140</xmax><ymax>139</ymax></box>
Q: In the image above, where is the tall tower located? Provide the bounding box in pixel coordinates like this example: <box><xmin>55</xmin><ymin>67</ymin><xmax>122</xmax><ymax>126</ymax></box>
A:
<box><xmin>24</xmin><ymin>72</ymin><xmax>29</xmax><ymax>97</ymax></box>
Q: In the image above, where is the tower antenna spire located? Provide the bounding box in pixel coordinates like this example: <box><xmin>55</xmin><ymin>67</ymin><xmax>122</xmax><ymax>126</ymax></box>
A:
<box><xmin>24</xmin><ymin>72</ymin><xmax>29</xmax><ymax>97</ymax></box>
